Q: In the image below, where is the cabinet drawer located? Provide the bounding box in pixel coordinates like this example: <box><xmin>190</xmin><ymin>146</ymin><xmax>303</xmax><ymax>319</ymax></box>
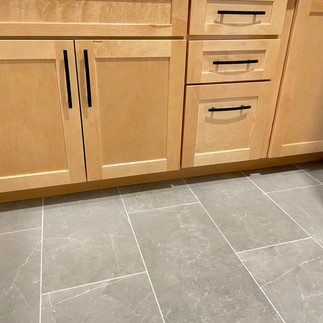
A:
<box><xmin>190</xmin><ymin>0</ymin><xmax>288</xmax><ymax>35</ymax></box>
<box><xmin>182</xmin><ymin>82</ymin><xmax>274</xmax><ymax>167</ymax></box>
<box><xmin>187</xmin><ymin>39</ymin><xmax>281</xmax><ymax>84</ymax></box>
<box><xmin>0</xmin><ymin>0</ymin><xmax>188</xmax><ymax>37</ymax></box>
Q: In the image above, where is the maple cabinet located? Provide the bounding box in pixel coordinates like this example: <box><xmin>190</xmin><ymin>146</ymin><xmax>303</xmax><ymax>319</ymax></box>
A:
<box><xmin>75</xmin><ymin>40</ymin><xmax>186</xmax><ymax>180</ymax></box>
<box><xmin>0</xmin><ymin>41</ymin><xmax>86</xmax><ymax>193</ymax></box>
<box><xmin>182</xmin><ymin>82</ymin><xmax>275</xmax><ymax>167</ymax></box>
<box><xmin>269</xmin><ymin>0</ymin><xmax>323</xmax><ymax>157</ymax></box>
<box><xmin>0</xmin><ymin>0</ymin><xmax>189</xmax><ymax>37</ymax></box>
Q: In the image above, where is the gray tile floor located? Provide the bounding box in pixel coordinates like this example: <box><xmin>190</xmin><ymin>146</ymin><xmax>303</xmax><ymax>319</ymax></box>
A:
<box><xmin>0</xmin><ymin>161</ymin><xmax>322</xmax><ymax>323</ymax></box>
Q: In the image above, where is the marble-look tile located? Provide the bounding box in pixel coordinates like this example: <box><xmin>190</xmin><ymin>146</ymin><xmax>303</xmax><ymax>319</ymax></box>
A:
<box><xmin>0</xmin><ymin>229</ymin><xmax>41</xmax><ymax>323</ymax></box>
<box><xmin>186</xmin><ymin>173</ymin><xmax>307</xmax><ymax>252</ymax></box>
<box><xmin>269</xmin><ymin>185</ymin><xmax>323</xmax><ymax>247</ymax></box>
<box><xmin>239</xmin><ymin>239</ymin><xmax>323</xmax><ymax>323</ymax></box>
<box><xmin>130</xmin><ymin>204</ymin><xmax>282</xmax><ymax>322</ymax></box>
<box><xmin>42</xmin><ymin>188</ymin><xmax>144</xmax><ymax>293</ymax></box>
<box><xmin>41</xmin><ymin>273</ymin><xmax>162</xmax><ymax>323</ymax></box>
<box><xmin>243</xmin><ymin>165</ymin><xmax>319</xmax><ymax>192</ymax></box>
<box><xmin>0</xmin><ymin>198</ymin><xmax>42</xmax><ymax>234</ymax></box>
<box><xmin>119</xmin><ymin>179</ymin><xmax>197</xmax><ymax>213</ymax></box>
<box><xmin>296</xmin><ymin>161</ymin><xmax>323</xmax><ymax>183</ymax></box>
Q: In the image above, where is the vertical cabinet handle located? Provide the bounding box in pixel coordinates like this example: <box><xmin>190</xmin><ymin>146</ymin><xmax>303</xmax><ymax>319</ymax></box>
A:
<box><xmin>63</xmin><ymin>50</ymin><xmax>72</xmax><ymax>109</ymax></box>
<box><xmin>83</xmin><ymin>50</ymin><xmax>92</xmax><ymax>108</ymax></box>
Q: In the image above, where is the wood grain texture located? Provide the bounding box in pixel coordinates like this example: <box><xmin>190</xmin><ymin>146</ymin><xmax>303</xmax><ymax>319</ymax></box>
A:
<box><xmin>269</xmin><ymin>0</ymin><xmax>323</xmax><ymax>157</ymax></box>
<box><xmin>0</xmin><ymin>41</ymin><xmax>86</xmax><ymax>193</ymax></box>
<box><xmin>182</xmin><ymin>82</ymin><xmax>275</xmax><ymax>168</ymax></box>
<box><xmin>187</xmin><ymin>39</ymin><xmax>281</xmax><ymax>84</ymax></box>
<box><xmin>0</xmin><ymin>0</ymin><xmax>188</xmax><ymax>37</ymax></box>
<box><xmin>190</xmin><ymin>0</ymin><xmax>288</xmax><ymax>36</ymax></box>
<box><xmin>75</xmin><ymin>40</ymin><xmax>186</xmax><ymax>181</ymax></box>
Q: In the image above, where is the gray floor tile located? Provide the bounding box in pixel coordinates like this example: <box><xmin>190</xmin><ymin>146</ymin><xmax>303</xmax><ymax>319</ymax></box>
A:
<box><xmin>296</xmin><ymin>161</ymin><xmax>323</xmax><ymax>183</ymax></box>
<box><xmin>243</xmin><ymin>165</ymin><xmax>319</xmax><ymax>192</ymax></box>
<box><xmin>0</xmin><ymin>198</ymin><xmax>42</xmax><ymax>234</ymax></box>
<box><xmin>0</xmin><ymin>229</ymin><xmax>41</xmax><ymax>323</ymax></box>
<box><xmin>187</xmin><ymin>173</ymin><xmax>308</xmax><ymax>252</ymax></box>
<box><xmin>42</xmin><ymin>189</ymin><xmax>144</xmax><ymax>293</ymax></box>
<box><xmin>41</xmin><ymin>273</ymin><xmax>162</xmax><ymax>323</ymax></box>
<box><xmin>130</xmin><ymin>204</ymin><xmax>282</xmax><ymax>322</ymax></box>
<box><xmin>269</xmin><ymin>185</ymin><xmax>323</xmax><ymax>247</ymax></box>
<box><xmin>119</xmin><ymin>179</ymin><xmax>197</xmax><ymax>213</ymax></box>
<box><xmin>239</xmin><ymin>239</ymin><xmax>323</xmax><ymax>323</ymax></box>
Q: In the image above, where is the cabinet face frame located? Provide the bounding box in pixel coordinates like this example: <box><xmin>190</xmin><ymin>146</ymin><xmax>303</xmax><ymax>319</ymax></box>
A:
<box><xmin>0</xmin><ymin>41</ymin><xmax>86</xmax><ymax>193</ymax></box>
<box><xmin>0</xmin><ymin>0</ymin><xmax>188</xmax><ymax>37</ymax></box>
<box><xmin>269</xmin><ymin>0</ymin><xmax>323</xmax><ymax>157</ymax></box>
<box><xmin>187</xmin><ymin>39</ymin><xmax>281</xmax><ymax>84</ymax></box>
<box><xmin>75</xmin><ymin>40</ymin><xmax>186</xmax><ymax>181</ymax></box>
<box><xmin>190</xmin><ymin>0</ymin><xmax>288</xmax><ymax>35</ymax></box>
<box><xmin>182</xmin><ymin>82</ymin><xmax>274</xmax><ymax>168</ymax></box>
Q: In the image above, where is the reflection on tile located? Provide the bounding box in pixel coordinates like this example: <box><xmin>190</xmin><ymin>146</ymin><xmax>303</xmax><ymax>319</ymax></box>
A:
<box><xmin>41</xmin><ymin>273</ymin><xmax>162</xmax><ymax>323</ymax></box>
<box><xmin>269</xmin><ymin>185</ymin><xmax>323</xmax><ymax>247</ymax></box>
<box><xmin>187</xmin><ymin>173</ymin><xmax>307</xmax><ymax>252</ymax></box>
<box><xmin>244</xmin><ymin>165</ymin><xmax>318</xmax><ymax>192</ymax></box>
<box><xmin>119</xmin><ymin>179</ymin><xmax>197</xmax><ymax>213</ymax></box>
<box><xmin>296</xmin><ymin>161</ymin><xmax>323</xmax><ymax>183</ymax></box>
<box><xmin>0</xmin><ymin>229</ymin><xmax>41</xmax><ymax>322</ymax></box>
<box><xmin>239</xmin><ymin>239</ymin><xmax>323</xmax><ymax>323</ymax></box>
<box><xmin>130</xmin><ymin>204</ymin><xmax>282</xmax><ymax>322</ymax></box>
<box><xmin>42</xmin><ymin>189</ymin><xmax>144</xmax><ymax>293</ymax></box>
<box><xmin>0</xmin><ymin>198</ymin><xmax>42</xmax><ymax>234</ymax></box>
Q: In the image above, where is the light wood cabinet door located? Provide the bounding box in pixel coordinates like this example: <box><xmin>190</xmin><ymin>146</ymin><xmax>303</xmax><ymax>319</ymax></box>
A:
<box><xmin>190</xmin><ymin>0</ymin><xmax>288</xmax><ymax>36</ymax></box>
<box><xmin>0</xmin><ymin>0</ymin><xmax>188</xmax><ymax>37</ymax></box>
<box><xmin>182</xmin><ymin>82</ymin><xmax>275</xmax><ymax>167</ymax></box>
<box><xmin>269</xmin><ymin>0</ymin><xmax>323</xmax><ymax>157</ymax></box>
<box><xmin>75</xmin><ymin>40</ymin><xmax>186</xmax><ymax>180</ymax></box>
<box><xmin>0</xmin><ymin>41</ymin><xmax>86</xmax><ymax>193</ymax></box>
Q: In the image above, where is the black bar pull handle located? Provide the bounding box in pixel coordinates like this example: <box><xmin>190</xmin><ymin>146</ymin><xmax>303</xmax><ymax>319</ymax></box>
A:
<box><xmin>218</xmin><ymin>10</ymin><xmax>266</xmax><ymax>15</ymax></box>
<box><xmin>63</xmin><ymin>50</ymin><xmax>72</xmax><ymax>109</ymax></box>
<box><xmin>213</xmin><ymin>59</ymin><xmax>259</xmax><ymax>65</ymax></box>
<box><xmin>84</xmin><ymin>50</ymin><xmax>92</xmax><ymax>108</ymax></box>
<box><xmin>209</xmin><ymin>105</ymin><xmax>252</xmax><ymax>112</ymax></box>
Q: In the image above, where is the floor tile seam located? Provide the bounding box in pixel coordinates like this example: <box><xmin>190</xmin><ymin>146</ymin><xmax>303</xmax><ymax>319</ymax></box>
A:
<box><xmin>42</xmin><ymin>271</ymin><xmax>147</xmax><ymax>297</ymax></box>
<box><xmin>39</xmin><ymin>197</ymin><xmax>44</xmax><ymax>323</ymax></box>
<box><xmin>183</xmin><ymin>179</ymin><xmax>287</xmax><ymax>323</ymax></box>
<box><xmin>241</xmin><ymin>171</ymin><xmax>323</xmax><ymax>250</ymax></box>
<box><xmin>265</xmin><ymin>183</ymin><xmax>323</xmax><ymax>194</ymax></box>
<box><xmin>237</xmin><ymin>237</ymin><xmax>312</xmax><ymax>254</ymax></box>
<box><xmin>117</xmin><ymin>187</ymin><xmax>166</xmax><ymax>323</ymax></box>
<box><xmin>127</xmin><ymin>202</ymin><xmax>200</xmax><ymax>215</ymax></box>
<box><xmin>293</xmin><ymin>163</ymin><xmax>322</xmax><ymax>184</ymax></box>
<box><xmin>0</xmin><ymin>226</ymin><xmax>42</xmax><ymax>237</ymax></box>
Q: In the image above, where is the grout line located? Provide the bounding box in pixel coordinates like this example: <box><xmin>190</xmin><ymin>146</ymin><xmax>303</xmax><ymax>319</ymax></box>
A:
<box><xmin>0</xmin><ymin>227</ymin><xmax>42</xmax><ymax>237</ymax></box>
<box><xmin>39</xmin><ymin>197</ymin><xmax>44</xmax><ymax>323</ymax></box>
<box><xmin>183</xmin><ymin>179</ymin><xmax>287</xmax><ymax>323</ymax></box>
<box><xmin>117</xmin><ymin>187</ymin><xmax>166</xmax><ymax>323</ymax></box>
<box><xmin>265</xmin><ymin>183</ymin><xmax>322</xmax><ymax>194</ymax></box>
<box><xmin>42</xmin><ymin>271</ymin><xmax>147</xmax><ymax>296</ymax></box>
<box><xmin>237</xmin><ymin>237</ymin><xmax>312</xmax><ymax>254</ymax></box>
<box><xmin>128</xmin><ymin>202</ymin><xmax>200</xmax><ymax>215</ymax></box>
<box><xmin>241</xmin><ymin>171</ymin><xmax>323</xmax><ymax>250</ymax></box>
<box><xmin>293</xmin><ymin>164</ymin><xmax>322</xmax><ymax>184</ymax></box>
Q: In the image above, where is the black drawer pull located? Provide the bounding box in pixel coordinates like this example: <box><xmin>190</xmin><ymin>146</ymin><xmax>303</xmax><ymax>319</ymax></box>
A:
<box><xmin>218</xmin><ymin>10</ymin><xmax>266</xmax><ymax>15</ymax></box>
<box><xmin>63</xmin><ymin>50</ymin><xmax>72</xmax><ymax>109</ymax></box>
<box><xmin>213</xmin><ymin>59</ymin><xmax>259</xmax><ymax>65</ymax></box>
<box><xmin>209</xmin><ymin>105</ymin><xmax>252</xmax><ymax>112</ymax></box>
<box><xmin>84</xmin><ymin>50</ymin><xmax>92</xmax><ymax>108</ymax></box>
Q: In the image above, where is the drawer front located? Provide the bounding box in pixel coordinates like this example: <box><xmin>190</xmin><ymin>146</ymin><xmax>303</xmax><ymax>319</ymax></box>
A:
<box><xmin>187</xmin><ymin>39</ymin><xmax>281</xmax><ymax>84</ymax></box>
<box><xmin>0</xmin><ymin>0</ymin><xmax>188</xmax><ymax>37</ymax></box>
<box><xmin>182</xmin><ymin>82</ymin><xmax>274</xmax><ymax>167</ymax></box>
<box><xmin>190</xmin><ymin>0</ymin><xmax>288</xmax><ymax>35</ymax></box>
